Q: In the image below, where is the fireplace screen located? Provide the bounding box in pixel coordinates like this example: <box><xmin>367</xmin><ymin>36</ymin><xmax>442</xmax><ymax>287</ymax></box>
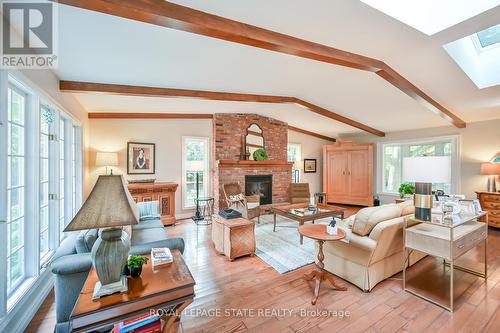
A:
<box><xmin>245</xmin><ymin>175</ymin><xmax>273</xmax><ymax>205</ymax></box>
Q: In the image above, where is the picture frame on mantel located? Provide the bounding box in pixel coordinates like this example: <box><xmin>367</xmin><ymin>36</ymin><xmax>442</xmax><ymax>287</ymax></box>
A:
<box><xmin>304</xmin><ymin>159</ymin><xmax>317</xmax><ymax>173</ymax></box>
<box><xmin>127</xmin><ymin>142</ymin><xmax>155</xmax><ymax>174</ymax></box>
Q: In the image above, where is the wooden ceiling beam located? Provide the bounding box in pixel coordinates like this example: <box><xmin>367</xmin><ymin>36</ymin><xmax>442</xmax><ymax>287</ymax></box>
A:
<box><xmin>287</xmin><ymin>126</ymin><xmax>336</xmax><ymax>142</ymax></box>
<box><xmin>61</xmin><ymin>80</ymin><xmax>385</xmax><ymax>136</ymax></box>
<box><xmin>54</xmin><ymin>0</ymin><xmax>466</xmax><ymax>129</ymax></box>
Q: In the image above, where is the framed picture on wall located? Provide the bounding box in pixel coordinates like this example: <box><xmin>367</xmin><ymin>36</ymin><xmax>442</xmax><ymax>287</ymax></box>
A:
<box><xmin>127</xmin><ymin>142</ymin><xmax>156</xmax><ymax>174</ymax></box>
<box><xmin>304</xmin><ymin>159</ymin><xmax>317</xmax><ymax>173</ymax></box>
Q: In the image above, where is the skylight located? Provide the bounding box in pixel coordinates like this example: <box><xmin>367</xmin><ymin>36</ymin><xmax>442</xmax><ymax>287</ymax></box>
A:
<box><xmin>476</xmin><ymin>24</ymin><xmax>500</xmax><ymax>48</ymax></box>
<box><xmin>360</xmin><ymin>0</ymin><xmax>500</xmax><ymax>35</ymax></box>
<box><xmin>444</xmin><ymin>26</ymin><xmax>500</xmax><ymax>89</ymax></box>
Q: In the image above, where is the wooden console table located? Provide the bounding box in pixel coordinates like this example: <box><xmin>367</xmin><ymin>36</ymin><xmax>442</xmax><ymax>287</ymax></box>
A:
<box><xmin>70</xmin><ymin>250</ymin><xmax>195</xmax><ymax>333</ymax></box>
<box><xmin>128</xmin><ymin>182</ymin><xmax>178</xmax><ymax>226</ymax></box>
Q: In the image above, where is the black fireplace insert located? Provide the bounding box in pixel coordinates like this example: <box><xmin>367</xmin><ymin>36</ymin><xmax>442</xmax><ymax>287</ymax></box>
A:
<box><xmin>245</xmin><ymin>175</ymin><xmax>272</xmax><ymax>205</ymax></box>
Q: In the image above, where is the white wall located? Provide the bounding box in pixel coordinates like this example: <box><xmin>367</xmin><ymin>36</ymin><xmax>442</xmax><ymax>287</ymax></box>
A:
<box><xmin>88</xmin><ymin>118</ymin><xmax>213</xmax><ymax>217</ymax></box>
<box><xmin>288</xmin><ymin>130</ymin><xmax>332</xmax><ymax>195</ymax></box>
<box><xmin>341</xmin><ymin>119</ymin><xmax>500</xmax><ymax>204</ymax></box>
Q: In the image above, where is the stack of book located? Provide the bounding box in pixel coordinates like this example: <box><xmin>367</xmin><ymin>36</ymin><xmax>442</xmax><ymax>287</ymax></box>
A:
<box><xmin>114</xmin><ymin>313</ymin><xmax>161</xmax><ymax>333</ymax></box>
<box><xmin>151</xmin><ymin>247</ymin><xmax>173</xmax><ymax>269</ymax></box>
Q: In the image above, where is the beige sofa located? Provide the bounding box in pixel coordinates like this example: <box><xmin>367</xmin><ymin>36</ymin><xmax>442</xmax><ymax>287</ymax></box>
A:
<box><xmin>319</xmin><ymin>201</ymin><xmax>425</xmax><ymax>292</ymax></box>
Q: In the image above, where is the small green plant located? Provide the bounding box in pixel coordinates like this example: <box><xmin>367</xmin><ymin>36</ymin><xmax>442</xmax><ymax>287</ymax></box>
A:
<box><xmin>253</xmin><ymin>148</ymin><xmax>268</xmax><ymax>161</ymax></box>
<box><xmin>398</xmin><ymin>182</ymin><xmax>416</xmax><ymax>198</ymax></box>
<box><xmin>127</xmin><ymin>255</ymin><xmax>148</xmax><ymax>269</ymax></box>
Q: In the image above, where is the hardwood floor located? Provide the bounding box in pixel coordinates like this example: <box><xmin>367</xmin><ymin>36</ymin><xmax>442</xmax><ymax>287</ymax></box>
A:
<box><xmin>26</xmin><ymin>207</ymin><xmax>500</xmax><ymax>333</ymax></box>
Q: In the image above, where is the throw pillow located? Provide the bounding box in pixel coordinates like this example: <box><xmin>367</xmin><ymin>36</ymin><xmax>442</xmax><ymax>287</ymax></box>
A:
<box><xmin>137</xmin><ymin>200</ymin><xmax>161</xmax><ymax>221</ymax></box>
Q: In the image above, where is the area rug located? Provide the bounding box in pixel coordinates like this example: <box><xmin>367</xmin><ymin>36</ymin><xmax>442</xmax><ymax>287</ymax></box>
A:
<box><xmin>254</xmin><ymin>215</ymin><xmax>330</xmax><ymax>274</ymax></box>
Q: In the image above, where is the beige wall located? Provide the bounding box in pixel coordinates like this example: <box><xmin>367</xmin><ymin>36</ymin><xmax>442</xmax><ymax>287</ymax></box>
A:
<box><xmin>87</xmin><ymin>118</ymin><xmax>329</xmax><ymax>217</ymax></box>
<box><xmin>88</xmin><ymin>118</ymin><xmax>213</xmax><ymax>217</ymax></box>
<box><xmin>288</xmin><ymin>130</ymin><xmax>331</xmax><ymax>195</ymax></box>
<box><xmin>341</xmin><ymin>119</ymin><xmax>500</xmax><ymax>204</ymax></box>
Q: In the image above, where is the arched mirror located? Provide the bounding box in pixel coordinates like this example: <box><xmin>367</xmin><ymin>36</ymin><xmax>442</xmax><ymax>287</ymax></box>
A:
<box><xmin>245</xmin><ymin>124</ymin><xmax>264</xmax><ymax>160</ymax></box>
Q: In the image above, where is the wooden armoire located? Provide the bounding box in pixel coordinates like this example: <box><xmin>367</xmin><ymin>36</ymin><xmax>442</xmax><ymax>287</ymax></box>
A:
<box><xmin>323</xmin><ymin>141</ymin><xmax>373</xmax><ymax>206</ymax></box>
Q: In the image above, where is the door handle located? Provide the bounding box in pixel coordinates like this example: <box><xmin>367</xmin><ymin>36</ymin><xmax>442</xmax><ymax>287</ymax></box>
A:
<box><xmin>342</xmin><ymin>171</ymin><xmax>346</xmax><ymax>175</ymax></box>
<box><xmin>348</xmin><ymin>171</ymin><xmax>351</xmax><ymax>175</ymax></box>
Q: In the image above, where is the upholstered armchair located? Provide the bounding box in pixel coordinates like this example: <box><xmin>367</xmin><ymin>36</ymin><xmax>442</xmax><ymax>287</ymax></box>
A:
<box><xmin>222</xmin><ymin>182</ymin><xmax>261</xmax><ymax>223</ymax></box>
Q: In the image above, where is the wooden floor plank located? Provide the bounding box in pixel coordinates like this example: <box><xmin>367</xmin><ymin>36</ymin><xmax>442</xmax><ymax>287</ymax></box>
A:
<box><xmin>24</xmin><ymin>210</ymin><xmax>500</xmax><ymax>333</ymax></box>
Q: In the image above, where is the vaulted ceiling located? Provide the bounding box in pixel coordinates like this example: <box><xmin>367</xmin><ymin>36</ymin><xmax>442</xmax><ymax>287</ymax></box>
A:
<box><xmin>54</xmin><ymin>0</ymin><xmax>500</xmax><ymax>137</ymax></box>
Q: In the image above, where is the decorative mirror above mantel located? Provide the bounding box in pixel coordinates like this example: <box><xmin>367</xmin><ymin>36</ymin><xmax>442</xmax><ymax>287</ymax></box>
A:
<box><xmin>245</xmin><ymin>123</ymin><xmax>264</xmax><ymax>160</ymax></box>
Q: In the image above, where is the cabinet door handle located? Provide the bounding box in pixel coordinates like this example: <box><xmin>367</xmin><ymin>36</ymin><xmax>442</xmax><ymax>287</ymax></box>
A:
<box><xmin>342</xmin><ymin>171</ymin><xmax>346</xmax><ymax>175</ymax></box>
<box><xmin>348</xmin><ymin>171</ymin><xmax>351</xmax><ymax>175</ymax></box>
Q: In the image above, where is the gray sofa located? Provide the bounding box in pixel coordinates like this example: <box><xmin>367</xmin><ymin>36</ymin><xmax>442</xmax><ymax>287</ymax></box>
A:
<box><xmin>50</xmin><ymin>218</ymin><xmax>185</xmax><ymax>333</ymax></box>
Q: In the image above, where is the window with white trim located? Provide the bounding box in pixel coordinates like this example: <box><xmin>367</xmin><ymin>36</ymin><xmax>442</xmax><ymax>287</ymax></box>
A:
<box><xmin>182</xmin><ymin>137</ymin><xmax>209</xmax><ymax>209</ymax></box>
<box><xmin>287</xmin><ymin>143</ymin><xmax>301</xmax><ymax>183</ymax></box>
<box><xmin>380</xmin><ymin>136</ymin><xmax>459</xmax><ymax>195</ymax></box>
<box><xmin>0</xmin><ymin>74</ymin><xmax>84</xmax><ymax>316</ymax></box>
<box><xmin>7</xmin><ymin>85</ymin><xmax>26</xmax><ymax>295</ymax></box>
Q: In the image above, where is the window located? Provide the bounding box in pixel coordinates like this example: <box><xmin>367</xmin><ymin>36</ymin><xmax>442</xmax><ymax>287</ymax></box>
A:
<box><xmin>476</xmin><ymin>24</ymin><xmax>500</xmax><ymax>48</ymax></box>
<box><xmin>287</xmin><ymin>143</ymin><xmax>301</xmax><ymax>183</ymax></box>
<box><xmin>39</xmin><ymin>106</ymin><xmax>51</xmax><ymax>262</ymax></box>
<box><xmin>59</xmin><ymin>119</ymin><xmax>66</xmax><ymax>238</ymax></box>
<box><xmin>7</xmin><ymin>85</ymin><xmax>26</xmax><ymax>295</ymax></box>
<box><xmin>380</xmin><ymin>136</ymin><xmax>459</xmax><ymax>195</ymax></box>
<box><xmin>182</xmin><ymin>137</ymin><xmax>209</xmax><ymax>209</ymax></box>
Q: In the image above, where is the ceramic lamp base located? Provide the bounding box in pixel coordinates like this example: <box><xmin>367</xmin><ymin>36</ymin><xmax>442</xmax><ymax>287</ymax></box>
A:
<box><xmin>92</xmin><ymin>275</ymin><xmax>128</xmax><ymax>300</ymax></box>
<box><xmin>415</xmin><ymin>182</ymin><xmax>432</xmax><ymax>221</ymax></box>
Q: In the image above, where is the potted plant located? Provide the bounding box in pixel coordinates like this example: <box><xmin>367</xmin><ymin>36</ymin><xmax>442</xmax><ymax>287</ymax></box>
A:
<box><xmin>398</xmin><ymin>182</ymin><xmax>416</xmax><ymax>199</ymax></box>
<box><xmin>127</xmin><ymin>255</ymin><xmax>149</xmax><ymax>278</ymax></box>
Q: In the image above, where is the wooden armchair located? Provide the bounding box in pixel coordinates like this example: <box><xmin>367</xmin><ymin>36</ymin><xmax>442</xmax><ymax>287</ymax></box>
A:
<box><xmin>222</xmin><ymin>182</ymin><xmax>261</xmax><ymax>223</ymax></box>
<box><xmin>290</xmin><ymin>183</ymin><xmax>311</xmax><ymax>204</ymax></box>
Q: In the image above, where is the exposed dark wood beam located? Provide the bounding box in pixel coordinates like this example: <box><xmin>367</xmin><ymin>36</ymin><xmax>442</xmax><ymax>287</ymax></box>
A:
<box><xmin>88</xmin><ymin>112</ymin><xmax>213</xmax><ymax>119</ymax></box>
<box><xmin>62</xmin><ymin>80</ymin><xmax>384</xmax><ymax>136</ymax></box>
<box><xmin>287</xmin><ymin>126</ymin><xmax>336</xmax><ymax>142</ymax></box>
<box><xmin>53</xmin><ymin>0</ymin><xmax>466</xmax><ymax>129</ymax></box>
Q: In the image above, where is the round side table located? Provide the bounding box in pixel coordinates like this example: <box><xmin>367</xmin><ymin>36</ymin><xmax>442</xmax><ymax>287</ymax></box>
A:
<box><xmin>299</xmin><ymin>224</ymin><xmax>347</xmax><ymax>305</ymax></box>
<box><xmin>193</xmin><ymin>197</ymin><xmax>215</xmax><ymax>225</ymax></box>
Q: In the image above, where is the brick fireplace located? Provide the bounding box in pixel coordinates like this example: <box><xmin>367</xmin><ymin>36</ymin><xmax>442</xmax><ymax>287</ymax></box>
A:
<box><xmin>212</xmin><ymin>114</ymin><xmax>293</xmax><ymax>209</ymax></box>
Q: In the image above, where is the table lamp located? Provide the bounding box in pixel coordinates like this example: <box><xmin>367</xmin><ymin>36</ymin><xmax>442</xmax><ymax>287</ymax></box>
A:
<box><xmin>403</xmin><ymin>156</ymin><xmax>451</xmax><ymax>221</ymax></box>
<box><xmin>96</xmin><ymin>152</ymin><xmax>118</xmax><ymax>175</ymax></box>
<box><xmin>64</xmin><ymin>175</ymin><xmax>139</xmax><ymax>299</ymax></box>
<box><xmin>481</xmin><ymin>162</ymin><xmax>500</xmax><ymax>192</ymax></box>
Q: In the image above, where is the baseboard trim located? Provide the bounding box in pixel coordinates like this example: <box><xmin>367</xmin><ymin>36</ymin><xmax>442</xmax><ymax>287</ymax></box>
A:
<box><xmin>0</xmin><ymin>269</ymin><xmax>54</xmax><ymax>333</ymax></box>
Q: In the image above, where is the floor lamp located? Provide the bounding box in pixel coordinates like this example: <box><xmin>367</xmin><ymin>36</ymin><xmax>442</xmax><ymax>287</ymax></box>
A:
<box><xmin>190</xmin><ymin>161</ymin><xmax>205</xmax><ymax>222</ymax></box>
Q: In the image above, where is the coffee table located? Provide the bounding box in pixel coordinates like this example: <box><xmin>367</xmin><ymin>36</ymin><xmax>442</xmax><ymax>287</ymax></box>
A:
<box><xmin>299</xmin><ymin>224</ymin><xmax>347</xmax><ymax>305</ymax></box>
<box><xmin>272</xmin><ymin>203</ymin><xmax>346</xmax><ymax>244</ymax></box>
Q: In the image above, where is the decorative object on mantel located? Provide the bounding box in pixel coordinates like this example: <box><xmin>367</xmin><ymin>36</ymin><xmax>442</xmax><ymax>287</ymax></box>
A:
<box><xmin>127</xmin><ymin>142</ymin><xmax>155</xmax><ymax>174</ymax></box>
<box><xmin>481</xmin><ymin>162</ymin><xmax>500</xmax><ymax>192</ymax></box>
<box><xmin>245</xmin><ymin>123</ymin><xmax>264</xmax><ymax>160</ymax></box>
<box><xmin>218</xmin><ymin>160</ymin><xmax>294</xmax><ymax>167</ymax></box>
<box><xmin>64</xmin><ymin>175</ymin><xmax>139</xmax><ymax>299</ymax></box>
<box><xmin>96</xmin><ymin>151</ymin><xmax>118</xmax><ymax>175</ymax></box>
<box><xmin>403</xmin><ymin>156</ymin><xmax>451</xmax><ymax>221</ymax></box>
<box><xmin>128</xmin><ymin>178</ymin><xmax>156</xmax><ymax>184</ymax></box>
<box><xmin>253</xmin><ymin>148</ymin><xmax>268</xmax><ymax>161</ymax></box>
<box><xmin>304</xmin><ymin>159</ymin><xmax>317</xmax><ymax>173</ymax></box>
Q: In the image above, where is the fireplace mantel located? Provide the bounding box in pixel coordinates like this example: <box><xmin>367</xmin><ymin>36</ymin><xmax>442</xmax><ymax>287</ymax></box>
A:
<box><xmin>217</xmin><ymin>160</ymin><xmax>294</xmax><ymax>168</ymax></box>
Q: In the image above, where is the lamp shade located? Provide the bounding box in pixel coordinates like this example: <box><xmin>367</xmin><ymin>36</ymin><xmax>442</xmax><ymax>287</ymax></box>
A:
<box><xmin>481</xmin><ymin>162</ymin><xmax>500</xmax><ymax>175</ymax></box>
<box><xmin>187</xmin><ymin>160</ymin><xmax>205</xmax><ymax>172</ymax></box>
<box><xmin>96</xmin><ymin>152</ymin><xmax>118</xmax><ymax>167</ymax></box>
<box><xmin>64</xmin><ymin>175</ymin><xmax>138</xmax><ymax>231</ymax></box>
<box><xmin>402</xmin><ymin>156</ymin><xmax>451</xmax><ymax>183</ymax></box>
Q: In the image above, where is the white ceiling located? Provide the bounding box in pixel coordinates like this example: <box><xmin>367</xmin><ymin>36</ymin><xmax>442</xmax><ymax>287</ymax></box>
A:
<box><xmin>54</xmin><ymin>0</ymin><xmax>500</xmax><ymax>137</ymax></box>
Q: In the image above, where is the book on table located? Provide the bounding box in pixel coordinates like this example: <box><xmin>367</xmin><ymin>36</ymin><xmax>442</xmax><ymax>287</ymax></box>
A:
<box><xmin>114</xmin><ymin>313</ymin><xmax>161</xmax><ymax>333</ymax></box>
<box><xmin>151</xmin><ymin>247</ymin><xmax>173</xmax><ymax>269</ymax></box>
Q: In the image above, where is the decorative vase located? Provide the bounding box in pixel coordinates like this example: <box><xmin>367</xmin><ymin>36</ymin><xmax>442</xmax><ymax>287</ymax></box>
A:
<box><xmin>130</xmin><ymin>266</ymin><xmax>143</xmax><ymax>278</ymax></box>
<box><xmin>91</xmin><ymin>227</ymin><xmax>130</xmax><ymax>299</ymax></box>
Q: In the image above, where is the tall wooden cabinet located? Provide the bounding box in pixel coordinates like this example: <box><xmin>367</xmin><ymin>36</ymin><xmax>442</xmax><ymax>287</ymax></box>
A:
<box><xmin>128</xmin><ymin>182</ymin><xmax>178</xmax><ymax>226</ymax></box>
<box><xmin>323</xmin><ymin>142</ymin><xmax>373</xmax><ymax>206</ymax></box>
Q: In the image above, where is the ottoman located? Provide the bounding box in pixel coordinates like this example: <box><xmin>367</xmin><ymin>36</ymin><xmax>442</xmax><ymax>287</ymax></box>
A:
<box><xmin>212</xmin><ymin>215</ymin><xmax>256</xmax><ymax>260</ymax></box>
